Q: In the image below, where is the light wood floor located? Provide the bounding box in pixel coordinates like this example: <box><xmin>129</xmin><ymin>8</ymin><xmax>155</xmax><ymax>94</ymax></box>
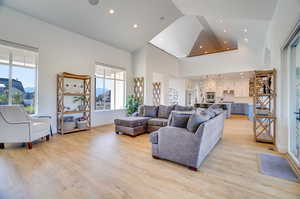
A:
<box><xmin>0</xmin><ymin>117</ymin><xmax>300</xmax><ymax>199</ymax></box>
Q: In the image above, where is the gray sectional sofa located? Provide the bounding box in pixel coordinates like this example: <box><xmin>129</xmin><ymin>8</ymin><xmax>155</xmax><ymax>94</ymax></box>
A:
<box><xmin>114</xmin><ymin>105</ymin><xmax>193</xmax><ymax>136</ymax></box>
<box><xmin>150</xmin><ymin>107</ymin><xmax>226</xmax><ymax>171</ymax></box>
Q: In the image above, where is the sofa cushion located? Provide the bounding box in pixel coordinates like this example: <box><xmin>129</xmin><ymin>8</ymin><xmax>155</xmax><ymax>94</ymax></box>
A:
<box><xmin>206</xmin><ymin>109</ymin><xmax>216</xmax><ymax>118</ymax></box>
<box><xmin>150</xmin><ymin>131</ymin><xmax>159</xmax><ymax>144</ymax></box>
<box><xmin>137</xmin><ymin>105</ymin><xmax>144</xmax><ymax>116</ymax></box>
<box><xmin>148</xmin><ymin>118</ymin><xmax>168</xmax><ymax>127</ymax></box>
<box><xmin>143</xmin><ymin>105</ymin><xmax>158</xmax><ymax>117</ymax></box>
<box><xmin>114</xmin><ymin>117</ymin><xmax>150</xmax><ymax>128</ymax></box>
<box><xmin>212</xmin><ymin>108</ymin><xmax>224</xmax><ymax>116</ymax></box>
<box><xmin>170</xmin><ymin>112</ymin><xmax>191</xmax><ymax>128</ymax></box>
<box><xmin>158</xmin><ymin>105</ymin><xmax>174</xmax><ymax>119</ymax></box>
<box><xmin>187</xmin><ymin>111</ymin><xmax>210</xmax><ymax>133</ymax></box>
<box><xmin>174</xmin><ymin>105</ymin><xmax>194</xmax><ymax>112</ymax></box>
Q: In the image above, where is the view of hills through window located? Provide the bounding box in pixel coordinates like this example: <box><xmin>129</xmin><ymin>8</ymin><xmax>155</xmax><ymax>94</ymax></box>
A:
<box><xmin>0</xmin><ymin>43</ymin><xmax>37</xmax><ymax>114</ymax></box>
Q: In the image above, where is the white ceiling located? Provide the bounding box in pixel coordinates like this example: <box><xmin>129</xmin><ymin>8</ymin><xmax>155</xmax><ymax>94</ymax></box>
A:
<box><xmin>149</xmin><ymin>0</ymin><xmax>278</xmax><ymax>58</ymax></box>
<box><xmin>172</xmin><ymin>0</ymin><xmax>278</xmax><ymax>20</ymax></box>
<box><xmin>1</xmin><ymin>0</ymin><xmax>182</xmax><ymax>51</ymax></box>
<box><xmin>150</xmin><ymin>16</ymin><xmax>203</xmax><ymax>58</ymax></box>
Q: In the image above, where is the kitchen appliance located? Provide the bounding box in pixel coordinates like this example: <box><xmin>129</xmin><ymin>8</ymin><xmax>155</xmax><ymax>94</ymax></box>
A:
<box><xmin>206</xmin><ymin>92</ymin><xmax>216</xmax><ymax>103</ymax></box>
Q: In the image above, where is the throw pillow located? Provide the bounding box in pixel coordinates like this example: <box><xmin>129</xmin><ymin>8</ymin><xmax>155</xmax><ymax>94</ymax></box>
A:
<box><xmin>170</xmin><ymin>112</ymin><xmax>191</xmax><ymax>128</ymax></box>
<box><xmin>174</xmin><ymin>105</ymin><xmax>194</xmax><ymax>111</ymax></box>
<box><xmin>158</xmin><ymin>105</ymin><xmax>175</xmax><ymax>119</ymax></box>
<box><xmin>137</xmin><ymin>105</ymin><xmax>144</xmax><ymax>116</ymax></box>
<box><xmin>206</xmin><ymin>109</ymin><xmax>216</xmax><ymax>118</ymax></box>
<box><xmin>187</xmin><ymin>111</ymin><xmax>210</xmax><ymax>133</ymax></box>
<box><xmin>143</xmin><ymin>105</ymin><xmax>158</xmax><ymax>117</ymax></box>
<box><xmin>212</xmin><ymin>108</ymin><xmax>223</xmax><ymax>116</ymax></box>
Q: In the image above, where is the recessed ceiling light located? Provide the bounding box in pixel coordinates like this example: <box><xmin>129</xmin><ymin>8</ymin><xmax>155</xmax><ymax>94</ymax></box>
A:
<box><xmin>223</xmin><ymin>29</ymin><xmax>227</xmax><ymax>33</ymax></box>
<box><xmin>244</xmin><ymin>38</ymin><xmax>249</xmax><ymax>42</ymax></box>
<box><xmin>200</xmin><ymin>45</ymin><xmax>203</xmax><ymax>49</ymax></box>
<box><xmin>133</xmin><ymin>24</ymin><xmax>139</xmax><ymax>28</ymax></box>
<box><xmin>88</xmin><ymin>0</ymin><xmax>99</xmax><ymax>6</ymax></box>
<box><xmin>109</xmin><ymin>9</ymin><xmax>115</xmax><ymax>14</ymax></box>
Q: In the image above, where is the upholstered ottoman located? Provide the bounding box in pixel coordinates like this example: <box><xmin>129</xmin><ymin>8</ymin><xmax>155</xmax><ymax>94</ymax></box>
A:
<box><xmin>114</xmin><ymin>117</ymin><xmax>150</xmax><ymax>137</ymax></box>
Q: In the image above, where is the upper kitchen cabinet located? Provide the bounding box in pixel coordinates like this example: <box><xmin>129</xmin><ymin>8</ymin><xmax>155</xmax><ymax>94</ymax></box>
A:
<box><xmin>234</xmin><ymin>79</ymin><xmax>249</xmax><ymax>97</ymax></box>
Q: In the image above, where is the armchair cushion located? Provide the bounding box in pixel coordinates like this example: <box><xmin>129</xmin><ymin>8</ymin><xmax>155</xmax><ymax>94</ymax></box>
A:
<box><xmin>0</xmin><ymin>105</ymin><xmax>28</xmax><ymax>123</ymax></box>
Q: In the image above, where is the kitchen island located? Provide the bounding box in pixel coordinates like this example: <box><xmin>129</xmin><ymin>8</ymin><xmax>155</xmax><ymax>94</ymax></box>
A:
<box><xmin>194</xmin><ymin>103</ymin><xmax>232</xmax><ymax>118</ymax></box>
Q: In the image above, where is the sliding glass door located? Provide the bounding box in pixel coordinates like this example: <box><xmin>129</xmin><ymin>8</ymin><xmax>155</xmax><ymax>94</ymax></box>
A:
<box><xmin>289</xmin><ymin>32</ymin><xmax>300</xmax><ymax>167</ymax></box>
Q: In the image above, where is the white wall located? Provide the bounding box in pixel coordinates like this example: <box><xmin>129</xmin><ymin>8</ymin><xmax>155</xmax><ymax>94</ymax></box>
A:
<box><xmin>132</xmin><ymin>47</ymin><xmax>146</xmax><ymax>77</ymax></box>
<box><xmin>265</xmin><ymin>0</ymin><xmax>300</xmax><ymax>152</ymax></box>
<box><xmin>178</xmin><ymin>43</ymin><xmax>267</xmax><ymax>77</ymax></box>
<box><xmin>0</xmin><ymin>7</ymin><xmax>133</xmax><ymax>132</ymax></box>
<box><xmin>132</xmin><ymin>44</ymin><xmax>182</xmax><ymax>105</ymax></box>
<box><xmin>145</xmin><ymin>45</ymin><xmax>180</xmax><ymax>105</ymax></box>
<box><xmin>169</xmin><ymin>78</ymin><xmax>187</xmax><ymax>105</ymax></box>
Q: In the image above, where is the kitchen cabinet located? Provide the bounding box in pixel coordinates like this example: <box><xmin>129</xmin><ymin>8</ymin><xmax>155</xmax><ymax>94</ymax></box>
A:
<box><xmin>231</xmin><ymin>103</ymin><xmax>249</xmax><ymax>115</ymax></box>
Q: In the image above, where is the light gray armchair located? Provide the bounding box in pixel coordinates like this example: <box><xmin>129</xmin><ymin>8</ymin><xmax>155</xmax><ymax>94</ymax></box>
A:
<box><xmin>0</xmin><ymin>105</ymin><xmax>51</xmax><ymax>149</ymax></box>
<box><xmin>150</xmin><ymin>112</ymin><xmax>225</xmax><ymax>171</ymax></box>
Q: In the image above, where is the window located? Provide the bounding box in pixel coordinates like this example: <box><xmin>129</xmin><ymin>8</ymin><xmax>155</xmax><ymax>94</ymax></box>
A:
<box><xmin>95</xmin><ymin>64</ymin><xmax>126</xmax><ymax>110</ymax></box>
<box><xmin>0</xmin><ymin>42</ymin><xmax>38</xmax><ymax>114</ymax></box>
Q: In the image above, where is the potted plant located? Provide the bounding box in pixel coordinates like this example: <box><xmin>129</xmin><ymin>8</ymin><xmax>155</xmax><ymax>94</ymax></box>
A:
<box><xmin>73</xmin><ymin>96</ymin><xmax>88</xmax><ymax>111</ymax></box>
<box><xmin>125</xmin><ymin>95</ymin><xmax>140</xmax><ymax>116</ymax></box>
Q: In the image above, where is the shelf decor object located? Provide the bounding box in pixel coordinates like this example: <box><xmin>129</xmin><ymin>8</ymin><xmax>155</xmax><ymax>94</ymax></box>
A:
<box><xmin>253</xmin><ymin>69</ymin><xmax>277</xmax><ymax>144</ymax></box>
<box><xmin>57</xmin><ymin>72</ymin><xmax>91</xmax><ymax>135</ymax></box>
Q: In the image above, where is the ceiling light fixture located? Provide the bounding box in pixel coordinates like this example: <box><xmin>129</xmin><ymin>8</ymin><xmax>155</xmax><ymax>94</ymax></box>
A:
<box><xmin>109</xmin><ymin>9</ymin><xmax>115</xmax><ymax>14</ymax></box>
<box><xmin>88</xmin><ymin>0</ymin><xmax>99</xmax><ymax>6</ymax></box>
<box><xmin>223</xmin><ymin>29</ymin><xmax>227</xmax><ymax>33</ymax></box>
<box><xmin>133</xmin><ymin>24</ymin><xmax>139</xmax><ymax>28</ymax></box>
<box><xmin>244</xmin><ymin>28</ymin><xmax>248</xmax><ymax>33</ymax></box>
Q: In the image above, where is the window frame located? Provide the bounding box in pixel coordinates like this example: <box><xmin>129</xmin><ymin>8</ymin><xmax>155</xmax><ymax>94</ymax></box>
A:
<box><xmin>0</xmin><ymin>41</ymin><xmax>38</xmax><ymax>114</ymax></box>
<box><xmin>94</xmin><ymin>63</ymin><xmax>126</xmax><ymax>111</ymax></box>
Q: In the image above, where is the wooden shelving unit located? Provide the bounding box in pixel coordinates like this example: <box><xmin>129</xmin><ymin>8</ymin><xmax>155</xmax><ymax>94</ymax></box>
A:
<box><xmin>57</xmin><ymin>72</ymin><xmax>91</xmax><ymax>135</ymax></box>
<box><xmin>253</xmin><ymin>69</ymin><xmax>277</xmax><ymax>144</ymax></box>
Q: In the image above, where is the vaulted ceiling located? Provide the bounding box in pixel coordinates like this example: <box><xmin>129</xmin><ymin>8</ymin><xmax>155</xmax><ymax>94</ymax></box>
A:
<box><xmin>150</xmin><ymin>0</ymin><xmax>278</xmax><ymax>58</ymax></box>
<box><xmin>1</xmin><ymin>0</ymin><xmax>182</xmax><ymax>51</ymax></box>
<box><xmin>1</xmin><ymin>0</ymin><xmax>279</xmax><ymax>57</ymax></box>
